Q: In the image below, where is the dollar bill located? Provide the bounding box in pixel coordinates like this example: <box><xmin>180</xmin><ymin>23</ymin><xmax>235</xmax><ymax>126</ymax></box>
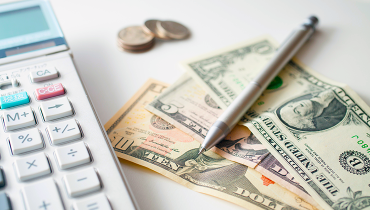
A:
<box><xmin>104</xmin><ymin>78</ymin><xmax>318</xmax><ymax>210</ymax></box>
<box><xmin>181</xmin><ymin>35</ymin><xmax>278</xmax><ymax>110</ymax></box>
<box><xmin>145</xmin><ymin>74</ymin><xmax>268</xmax><ymax>167</ymax></box>
<box><xmin>145</xmin><ymin>73</ymin><xmax>314</xmax><ymax>205</ymax></box>
<box><xmin>182</xmin><ymin>35</ymin><xmax>370</xmax><ymax>209</ymax></box>
<box><xmin>255</xmin><ymin>154</ymin><xmax>309</xmax><ymax>204</ymax></box>
<box><xmin>241</xmin><ymin>59</ymin><xmax>370</xmax><ymax>209</ymax></box>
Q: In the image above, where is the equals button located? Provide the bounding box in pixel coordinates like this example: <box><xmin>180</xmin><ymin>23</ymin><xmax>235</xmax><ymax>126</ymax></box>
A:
<box><xmin>73</xmin><ymin>194</ymin><xmax>112</xmax><ymax>210</ymax></box>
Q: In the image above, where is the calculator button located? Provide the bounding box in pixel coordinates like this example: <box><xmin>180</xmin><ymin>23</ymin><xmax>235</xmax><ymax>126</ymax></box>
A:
<box><xmin>0</xmin><ymin>78</ymin><xmax>18</xmax><ymax>90</ymax></box>
<box><xmin>0</xmin><ymin>168</ymin><xmax>5</xmax><ymax>188</ymax></box>
<box><xmin>47</xmin><ymin>119</ymin><xmax>81</xmax><ymax>144</ymax></box>
<box><xmin>30</xmin><ymin>68</ymin><xmax>58</xmax><ymax>82</ymax></box>
<box><xmin>40</xmin><ymin>97</ymin><xmax>73</xmax><ymax>121</ymax></box>
<box><xmin>35</xmin><ymin>83</ymin><xmax>65</xmax><ymax>100</ymax></box>
<box><xmin>3</xmin><ymin>106</ymin><xmax>35</xmax><ymax>131</ymax></box>
<box><xmin>9</xmin><ymin>128</ymin><xmax>43</xmax><ymax>155</ymax></box>
<box><xmin>14</xmin><ymin>153</ymin><xmax>51</xmax><ymax>181</ymax></box>
<box><xmin>55</xmin><ymin>142</ymin><xmax>90</xmax><ymax>169</ymax></box>
<box><xmin>73</xmin><ymin>194</ymin><xmax>112</xmax><ymax>210</ymax></box>
<box><xmin>64</xmin><ymin>167</ymin><xmax>101</xmax><ymax>197</ymax></box>
<box><xmin>0</xmin><ymin>91</ymin><xmax>29</xmax><ymax>109</ymax></box>
<box><xmin>22</xmin><ymin>178</ymin><xmax>64</xmax><ymax>210</ymax></box>
<box><xmin>0</xmin><ymin>192</ymin><xmax>11</xmax><ymax>210</ymax></box>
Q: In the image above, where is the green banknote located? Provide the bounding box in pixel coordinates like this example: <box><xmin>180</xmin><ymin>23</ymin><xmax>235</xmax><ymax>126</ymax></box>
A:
<box><xmin>145</xmin><ymin>74</ymin><xmax>314</xmax><ymax>205</ymax></box>
<box><xmin>104</xmin><ymin>79</ymin><xmax>318</xmax><ymax>210</ymax></box>
<box><xmin>181</xmin><ymin>36</ymin><xmax>370</xmax><ymax>209</ymax></box>
<box><xmin>181</xmin><ymin>35</ymin><xmax>278</xmax><ymax>110</ymax></box>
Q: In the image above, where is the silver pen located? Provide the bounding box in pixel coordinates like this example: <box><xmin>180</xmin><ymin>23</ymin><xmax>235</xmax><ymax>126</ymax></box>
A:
<box><xmin>199</xmin><ymin>16</ymin><xmax>319</xmax><ymax>154</ymax></box>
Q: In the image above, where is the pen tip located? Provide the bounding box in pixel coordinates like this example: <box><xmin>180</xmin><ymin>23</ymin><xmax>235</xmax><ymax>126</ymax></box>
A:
<box><xmin>198</xmin><ymin>147</ymin><xmax>206</xmax><ymax>155</ymax></box>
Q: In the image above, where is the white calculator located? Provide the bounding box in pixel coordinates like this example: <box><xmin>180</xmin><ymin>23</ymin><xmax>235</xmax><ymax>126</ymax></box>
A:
<box><xmin>0</xmin><ymin>0</ymin><xmax>138</xmax><ymax>209</ymax></box>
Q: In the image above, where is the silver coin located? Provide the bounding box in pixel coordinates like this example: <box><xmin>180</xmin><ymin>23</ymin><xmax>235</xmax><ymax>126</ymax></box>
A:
<box><xmin>156</xmin><ymin>21</ymin><xmax>190</xmax><ymax>39</ymax></box>
<box><xmin>144</xmin><ymin>20</ymin><xmax>171</xmax><ymax>40</ymax></box>
<box><xmin>118</xmin><ymin>25</ymin><xmax>154</xmax><ymax>46</ymax></box>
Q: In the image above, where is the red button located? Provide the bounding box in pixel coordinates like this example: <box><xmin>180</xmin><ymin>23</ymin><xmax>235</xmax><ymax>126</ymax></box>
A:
<box><xmin>35</xmin><ymin>83</ymin><xmax>65</xmax><ymax>100</ymax></box>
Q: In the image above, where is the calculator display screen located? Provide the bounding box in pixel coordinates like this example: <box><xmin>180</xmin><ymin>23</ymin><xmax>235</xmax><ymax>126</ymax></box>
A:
<box><xmin>0</xmin><ymin>0</ymin><xmax>67</xmax><ymax>59</ymax></box>
<box><xmin>0</xmin><ymin>6</ymin><xmax>49</xmax><ymax>40</ymax></box>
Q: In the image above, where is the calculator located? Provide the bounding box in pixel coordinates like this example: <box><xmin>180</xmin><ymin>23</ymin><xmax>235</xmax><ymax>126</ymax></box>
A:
<box><xmin>0</xmin><ymin>0</ymin><xmax>138</xmax><ymax>209</ymax></box>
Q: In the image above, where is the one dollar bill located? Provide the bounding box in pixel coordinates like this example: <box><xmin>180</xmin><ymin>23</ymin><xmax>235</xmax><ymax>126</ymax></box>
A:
<box><xmin>181</xmin><ymin>35</ymin><xmax>370</xmax><ymax>209</ymax></box>
<box><xmin>181</xmin><ymin>35</ymin><xmax>278</xmax><ymax>110</ymax></box>
<box><xmin>104</xmin><ymin>79</ymin><xmax>318</xmax><ymax>210</ymax></box>
<box><xmin>243</xmin><ymin>60</ymin><xmax>370</xmax><ymax>210</ymax></box>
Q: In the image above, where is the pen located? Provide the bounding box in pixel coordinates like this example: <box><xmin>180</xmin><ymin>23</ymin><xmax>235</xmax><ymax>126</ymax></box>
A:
<box><xmin>199</xmin><ymin>16</ymin><xmax>319</xmax><ymax>154</ymax></box>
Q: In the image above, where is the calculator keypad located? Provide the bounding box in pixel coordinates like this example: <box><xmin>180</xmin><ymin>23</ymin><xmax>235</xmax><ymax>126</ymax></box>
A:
<box><xmin>0</xmin><ymin>58</ymin><xmax>125</xmax><ymax>210</ymax></box>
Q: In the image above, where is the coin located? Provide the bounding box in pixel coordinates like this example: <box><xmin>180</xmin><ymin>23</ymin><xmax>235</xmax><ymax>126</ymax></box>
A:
<box><xmin>117</xmin><ymin>39</ymin><xmax>155</xmax><ymax>51</ymax></box>
<box><xmin>143</xmin><ymin>20</ymin><xmax>171</xmax><ymax>40</ymax></box>
<box><xmin>118</xmin><ymin>44</ymin><xmax>154</xmax><ymax>53</ymax></box>
<box><xmin>156</xmin><ymin>21</ymin><xmax>190</xmax><ymax>39</ymax></box>
<box><xmin>117</xmin><ymin>20</ymin><xmax>191</xmax><ymax>53</ymax></box>
<box><xmin>118</xmin><ymin>25</ymin><xmax>154</xmax><ymax>46</ymax></box>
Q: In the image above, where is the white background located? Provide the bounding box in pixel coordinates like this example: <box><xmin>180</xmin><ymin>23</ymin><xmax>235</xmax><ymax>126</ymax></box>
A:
<box><xmin>20</xmin><ymin>0</ymin><xmax>370</xmax><ymax>209</ymax></box>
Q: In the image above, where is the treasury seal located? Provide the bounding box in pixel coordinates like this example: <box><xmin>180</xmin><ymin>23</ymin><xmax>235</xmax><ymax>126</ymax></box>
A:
<box><xmin>339</xmin><ymin>150</ymin><xmax>370</xmax><ymax>175</ymax></box>
<box><xmin>150</xmin><ymin>115</ymin><xmax>175</xmax><ymax>130</ymax></box>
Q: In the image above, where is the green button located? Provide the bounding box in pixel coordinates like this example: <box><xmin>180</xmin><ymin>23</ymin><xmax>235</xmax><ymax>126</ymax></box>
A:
<box><xmin>0</xmin><ymin>92</ymin><xmax>29</xmax><ymax>109</ymax></box>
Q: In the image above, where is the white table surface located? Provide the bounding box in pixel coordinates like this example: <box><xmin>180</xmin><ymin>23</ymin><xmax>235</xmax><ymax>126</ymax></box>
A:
<box><xmin>31</xmin><ymin>0</ymin><xmax>370</xmax><ymax>209</ymax></box>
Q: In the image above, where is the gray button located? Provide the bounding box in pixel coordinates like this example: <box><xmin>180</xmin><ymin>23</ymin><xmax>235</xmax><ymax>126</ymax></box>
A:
<box><xmin>0</xmin><ymin>192</ymin><xmax>12</xmax><ymax>210</ymax></box>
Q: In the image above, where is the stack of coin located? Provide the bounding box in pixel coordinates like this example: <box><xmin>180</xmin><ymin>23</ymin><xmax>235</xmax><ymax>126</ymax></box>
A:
<box><xmin>117</xmin><ymin>26</ymin><xmax>155</xmax><ymax>52</ymax></box>
<box><xmin>117</xmin><ymin>19</ymin><xmax>190</xmax><ymax>53</ymax></box>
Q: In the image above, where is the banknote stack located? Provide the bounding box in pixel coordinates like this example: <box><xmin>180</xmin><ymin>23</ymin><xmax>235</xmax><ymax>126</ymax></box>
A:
<box><xmin>117</xmin><ymin>19</ymin><xmax>190</xmax><ymax>53</ymax></box>
<box><xmin>106</xmin><ymin>35</ymin><xmax>370</xmax><ymax>210</ymax></box>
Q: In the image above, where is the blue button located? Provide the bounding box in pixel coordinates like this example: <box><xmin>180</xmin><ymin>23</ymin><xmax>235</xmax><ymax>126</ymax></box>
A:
<box><xmin>0</xmin><ymin>192</ymin><xmax>11</xmax><ymax>210</ymax></box>
<box><xmin>0</xmin><ymin>92</ymin><xmax>30</xmax><ymax>109</ymax></box>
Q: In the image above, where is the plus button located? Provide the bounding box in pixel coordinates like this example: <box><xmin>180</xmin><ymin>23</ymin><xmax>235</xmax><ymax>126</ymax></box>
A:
<box><xmin>39</xmin><ymin>200</ymin><xmax>50</xmax><ymax>210</ymax></box>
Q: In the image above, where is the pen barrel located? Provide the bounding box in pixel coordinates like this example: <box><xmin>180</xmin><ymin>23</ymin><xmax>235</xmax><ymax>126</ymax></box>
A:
<box><xmin>218</xmin><ymin>81</ymin><xmax>261</xmax><ymax>125</ymax></box>
<box><xmin>253</xmin><ymin>25</ymin><xmax>315</xmax><ymax>88</ymax></box>
<box><xmin>201</xmin><ymin>16</ymin><xmax>318</xmax><ymax>151</ymax></box>
<box><xmin>217</xmin><ymin>23</ymin><xmax>316</xmax><ymax>129</ymax></box>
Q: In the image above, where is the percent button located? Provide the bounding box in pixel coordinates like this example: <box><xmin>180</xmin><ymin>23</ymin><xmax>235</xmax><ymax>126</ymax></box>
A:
<box><xmin>9</xmin><ymin>128</ymin><xmax>43</xmax><ymax>155</ymax></box>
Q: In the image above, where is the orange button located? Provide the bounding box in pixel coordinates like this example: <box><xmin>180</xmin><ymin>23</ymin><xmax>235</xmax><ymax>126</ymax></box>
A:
<box><xmin>35</xmin><ymin>83</ymin><xmax>65</xmax><ymax>100</ymax></box>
